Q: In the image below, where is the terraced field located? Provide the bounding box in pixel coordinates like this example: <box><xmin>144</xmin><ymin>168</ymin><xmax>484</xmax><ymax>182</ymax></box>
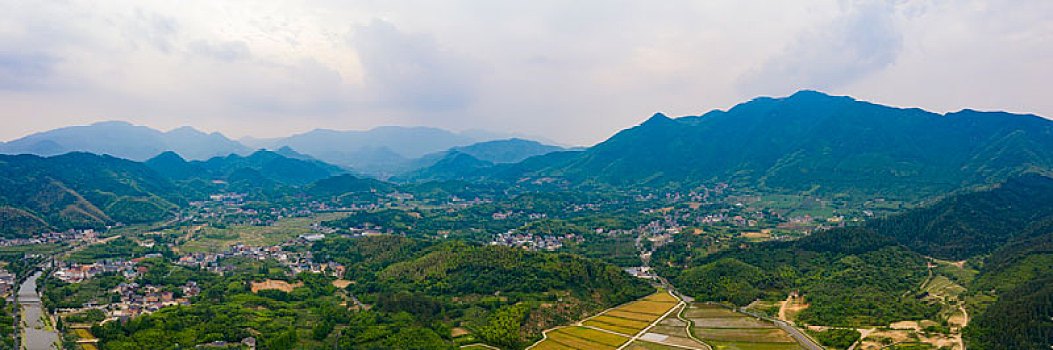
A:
<box><xmin>529</xmin><ymin>290</ymin><xmax>680</xmax><ymax>350</ymax></box>
<box><xmin>532</xmin><ymin>326</ymin><xmax>630</xmax><ymax>350</ymax></box>
<box><xmin>684</xmin><ymin>304</ymin><xmax>803</xmax><ymax>350</ymax></box>
<box><xmin>584</xmin><ymin>292</ymin><xmax>680</xmax><ymax>335</ymax></box>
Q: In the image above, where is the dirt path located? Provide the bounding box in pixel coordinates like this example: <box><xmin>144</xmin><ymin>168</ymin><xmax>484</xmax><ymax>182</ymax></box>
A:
<box><xmin>778</xmin><ymin>294</ymin><xmax>792</xmax><ymax>322</ymax></box>
<box><xmin>675</xmin><ymin>303</ymin><xmax>713</xmax><ymax>350</ymax></box>
<box><xmin>847</xmin><ymin>328</ymin><xmax>876</xmax><ymax>350</ymax></box>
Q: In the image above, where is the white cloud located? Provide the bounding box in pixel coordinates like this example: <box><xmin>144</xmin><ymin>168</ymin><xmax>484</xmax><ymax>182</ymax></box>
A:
<box><xmin>738</xmin><ymin>0</ymin><xmax>905</xmax><ymax>96</ymax></box>
<box><xmin>0</xmin><ymin>0</ymin><xmax>1050</xmax><ymax>145</ymax></box>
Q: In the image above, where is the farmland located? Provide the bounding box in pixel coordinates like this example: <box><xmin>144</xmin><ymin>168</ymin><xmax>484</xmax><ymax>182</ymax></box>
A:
<box><xmin>528</xmin><ymin>289</ymin><xmax>679</xmax><ymax>350</ymax></box>
<box><xmin>682</xmin><ymin>303</ymin><xmax>803</xmax><ymax>350</ymax></box>
<box><xmin>174</xmin><ymin>212</ymin><xmax>348</xmax><ymax>252</ymax></box>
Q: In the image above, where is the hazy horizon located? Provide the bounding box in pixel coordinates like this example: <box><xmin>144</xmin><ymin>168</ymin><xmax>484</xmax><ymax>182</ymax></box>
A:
<box><xmin>2</xmin><ymin>0</ymin><xmax>1051</xmax><ymax>145</ymax></box>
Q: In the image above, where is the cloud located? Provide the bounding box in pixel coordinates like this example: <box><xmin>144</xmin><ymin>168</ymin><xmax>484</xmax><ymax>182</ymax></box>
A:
<box><xmin>0</xmin><ymin>52</ymin><xmax>59</xmax><ymax>90</ymax></box>
<box><xmin>188</xmin><ymin>40</ymin><xmax>251</xmax><ymax>62</ymax></box>
<box><xmin>739</xmin><ymin>0</ymin><xmax>904</xmax><ymax>96</ymax></box>
<box><xmin>350</xmin><ymin>19</ymin><xmax>482</xmax><ymax>112</ymax></box>
<box><xmin>0</xmin><ymin>1</ymin><xmax>1051</xmax><ymax>145</ymax></box>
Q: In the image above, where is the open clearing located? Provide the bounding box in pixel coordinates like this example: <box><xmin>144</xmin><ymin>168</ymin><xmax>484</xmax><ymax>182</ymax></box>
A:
<box><xmin>178</xmin><ymin>212</ymin><xmax>348</xmax><ymax>252</ymax></box>
<box><xmin>250</xmin><ymin>279</ymin><xmax>303</xmax><ymax>293</ymax></box>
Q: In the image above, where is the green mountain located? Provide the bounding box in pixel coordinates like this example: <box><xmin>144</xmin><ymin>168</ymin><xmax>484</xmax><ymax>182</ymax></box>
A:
<box><xmin>396</xmin><ymin>139</ymin><xmax>564</xmax><ymax>182</ymax></box>
<box><xmin>0</xmin><ymin>152</ymin><xmax>183</xmax><ymax>236</ymax></box>
<box><xmin>493</xmin><ymin>91</ymin><xmax>1053</xmax><ymax>200</ymax></box>
<box><xmin>397</xmin><ymin>152</ymin><xmax>495</xmax><ymax>182</ymax></box>
<box><xmin>868</xmin><ymin>174</ymin><xmax>1053</xmax><ymax>260</ymax></box>
<box><xmin>963</xmin><ymin>212</ymin><xmax>1053</xmax><ymax>348</ymax></box>
<box><xmin>146</xmin><ymin>150</ymin><xmax>347</xmax><ymax>186</ymax></box>
<box><xmin>0</xmin><ymin>121</ymin><xmax>250</xmax><ymax>161</ymax></box>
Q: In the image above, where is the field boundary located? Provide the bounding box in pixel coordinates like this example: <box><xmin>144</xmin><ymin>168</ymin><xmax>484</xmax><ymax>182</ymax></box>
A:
<box><xmin>614</xmin><ymin>289</ymin><xmax>685</xmax><ymax>350</ymax></box>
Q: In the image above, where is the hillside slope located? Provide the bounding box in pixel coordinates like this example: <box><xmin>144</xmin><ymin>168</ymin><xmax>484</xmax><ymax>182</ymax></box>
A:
<box><xmin>0</xmin><ymin>153</ymin><xmax>183</xmax><ymax>236</ymax></box>
<box><xmin>494</xmin><ymin>91</ymin><xmax>1053</xmax><ymax>200</ymax></box>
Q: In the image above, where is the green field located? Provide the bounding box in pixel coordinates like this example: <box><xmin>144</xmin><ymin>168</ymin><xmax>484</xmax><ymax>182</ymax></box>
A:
<box><xmin>176</xmin><ymin>212</ymin><xmax>348</xmax><ymax>252</ymax></box>
<box><xmin>0</xmin><ymin>243</ymin><xmax>67</xmax><ymax>255</ymax></box>
<box><xmin>680</xmin><ymin>304</ymin><xmax>802</xmax><ymax>350</ymax></box>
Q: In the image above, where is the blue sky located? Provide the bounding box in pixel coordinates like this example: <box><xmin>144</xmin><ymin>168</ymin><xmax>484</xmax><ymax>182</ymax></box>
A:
<box><xmin>1</xmin><ymin>0</ymin><xmax>1051</xmax><ymax>145</ymax></box>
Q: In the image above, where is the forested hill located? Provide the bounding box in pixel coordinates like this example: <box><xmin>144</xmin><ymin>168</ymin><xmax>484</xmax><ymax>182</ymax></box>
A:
<box><xmin>310</xmin><ymin>236</ymin><xmax>653</xmax><ymax>349</ymax></box>
<box><xmin>146</xmin><ymin>149</ymin><xmax>347</xmax><ymax>185</ymax></box>
<box><xmin>661</xmin><ymin>227</ymin><xmax>934</xmax><ymax>326</ymax></box>
<box><xmin>867</xmin><ymin>174</ymin><xmax>1053</xmax><ymax>260</ymax></box>
<box><xmin>965</xmin><ymin>219</ymin><xmax>1053</xmax><ymax>349</ymax></box>
<box><xmin>0</xmin><ymin>152</ymin><xmax>183</xmax><ymax>237</ymax></box>
<box><xmin>490</xmin><ymin>91</ymin><xmax>1053</xmax><ymax>200</ymax></box>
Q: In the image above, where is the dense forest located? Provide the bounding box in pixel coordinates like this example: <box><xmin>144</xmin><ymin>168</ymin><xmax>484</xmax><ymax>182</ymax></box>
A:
<box><xmin>659</xmin><ymin>227</ymin><xmax>936</xmax><ymax>326</ymax></box>
<box><xmin>868</xmin><ymin>174</ymin><xmax>1053</xmax><ymax>259</ymax></box>
<box><xmin>316</xmin><ymin>236</ymin><xmax>653</xmax><ymax>348</ymax></box>
<box><xmin>0</xmin><ymin>153</ymin><xmax>183</xmax><ymax>237</ymax></box>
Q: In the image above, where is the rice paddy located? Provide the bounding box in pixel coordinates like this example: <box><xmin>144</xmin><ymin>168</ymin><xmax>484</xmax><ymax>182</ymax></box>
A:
<box><xmin>528</xmin><ymin>290</ymin><xmax>679</xmax><ymax>350</ymax></box>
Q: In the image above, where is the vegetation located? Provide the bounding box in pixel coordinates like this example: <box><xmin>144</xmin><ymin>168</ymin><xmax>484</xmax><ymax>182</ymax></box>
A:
<box><xmin>662</xmin><ymin>228</ymin><xmax>937</xmax><ymax>326</ymax></box>
<box><xmin>868</xmin><ymin>174</ymin><xmax>1053</xmax><ymax>259</ymax></box>
<box><xmin>807</xmin><ymin>328</ymin><xmax>861</xmax><ymax>349</ymax></box>
<box><xmin>0</xmin><ymin>153</ymin><xmax>183</xmax><ymax>237</ymax></box>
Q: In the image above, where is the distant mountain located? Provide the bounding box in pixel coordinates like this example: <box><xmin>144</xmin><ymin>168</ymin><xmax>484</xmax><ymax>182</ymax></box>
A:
<box><xmin>491</xmin><ymin>91</ymin><xmax>1053</xmax><ymax>200</ymax></box>
<box><xmin>0</xmin><ymin>153</ymin><xmax>183</xmax><ymax>237</ymax></box>
<box><xmin>251</xmin><ymin>126</ymin><xmax>475</xmax><ymax>163</ymax></box>
<box><xmin>0</xmin><ymin>121</ymin><xmax>250</xmax><ymax>161</ymax></box>
<box><xmin>395</xmin><ymin>138</ymin><xmax>564</xmax><ymax>182</ymax></box>
<box><xmin>397</xmin><ymin>152</ymin><xmax>495</xmax><ymax>182</ymax></box>
<box><xmin>446</xmin><ymin>138</ymin><xmax>563</xmax><ymax>164</ymax></box>
<box><xmin>146</xmin><ymin>150</ymin><xmax>347</xmax><ymax>186</ymax></box>
<box><xmin>243</xmin><ymin>126</ymin><xmax>561</xmax><ymax>176</ymax></box>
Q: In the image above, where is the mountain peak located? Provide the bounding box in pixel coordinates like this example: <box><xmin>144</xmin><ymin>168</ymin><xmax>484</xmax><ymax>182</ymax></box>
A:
<box><xmin>90</xmin><ymin>120</ymin><xmax>136</xmax><ymax>127</ymax></box>
<box><xmin>147</xmin><ymin>150</ymin><xmax>187</xmax><ymax>163</ymax></box>
<box><xmin>166</xmin><ymin>126</ymin><xmax>207</xmax><ymax>136</ymax></box>
<box><xmin>784</xmin><ymin>90</ymin><xmax>855</xmax><ymax>103</ymax></box>
<box><xmin>641</xmin><ymin>113</ymin><xmax>674</xmax><ymax>126</ymax></box>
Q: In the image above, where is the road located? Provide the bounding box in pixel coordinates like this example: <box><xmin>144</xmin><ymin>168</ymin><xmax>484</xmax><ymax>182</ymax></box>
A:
<box><xmin>614</xmin><ymin>290</ymin><xmax>688</xmax><ymax>350</ymax></box>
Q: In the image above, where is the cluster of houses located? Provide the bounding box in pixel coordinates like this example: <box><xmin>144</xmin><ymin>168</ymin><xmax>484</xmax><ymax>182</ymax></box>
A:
<box><xmin>175</xmin><ymin>242</ymin><xmax>345</xmax><ymax>277</ymax></box>
<box><xmin>53</xmin><ymin>255</ymin><xmax>162</xmax><ymax>283</ymax></box>
<box><xmin>0</xmin><ymin>269</ymin><xmax>13</xmax><ymax>296</ymax></box>
<box><xmin>106</xmin><ymin>281</ymin><xmax>200</xmax><ymax>319</ymax></box>
<box><xmin>0</xmin><ymin>229</ymin><xmax>100</xmax><ymax>248</ymax></box>
<box><xmin>490</xmin><ymin>230</ymin><xmax>580</xmax><ymax>251</ymax></box>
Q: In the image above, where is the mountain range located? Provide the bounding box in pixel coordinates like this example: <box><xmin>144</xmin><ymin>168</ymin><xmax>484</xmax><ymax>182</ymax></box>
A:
<box><xmin>0</xmin><ymin>121</ymin><xmax>251</xmax><ymax>161</ymax></box>
<box><xmin>0</xmin><ymin>152</ymin><xmax>184</xmax><ymax>237</ymax></box>
<box><xmin>1</xmin><ymin>122</ymin><xmax>565</xmax><ymax>177</ymax></box>
<box><xmin>456</xmin><ymin>90</ymin><xmax>1053</xmax><ymax>200</ymax></box>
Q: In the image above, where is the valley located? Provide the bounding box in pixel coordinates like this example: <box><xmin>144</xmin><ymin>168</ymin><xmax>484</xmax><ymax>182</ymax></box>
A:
<box><xmin>0</xmin><ymin>92</ymin><xmax>1050</xmax><ymax>350</ymax></box>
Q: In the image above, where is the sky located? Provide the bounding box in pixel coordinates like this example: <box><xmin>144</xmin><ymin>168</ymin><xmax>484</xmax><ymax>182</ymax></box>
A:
<box><xmin>1</xmin><ymin>0</ymin><xmax>1051</xmax><ymax>146</ymax></box>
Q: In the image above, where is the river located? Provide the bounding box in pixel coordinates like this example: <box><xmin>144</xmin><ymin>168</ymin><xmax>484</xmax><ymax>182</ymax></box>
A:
<box><xmin>18</xmin><ymin>271</ymin><xmax>60</xmax><ymax>350</ymax></box>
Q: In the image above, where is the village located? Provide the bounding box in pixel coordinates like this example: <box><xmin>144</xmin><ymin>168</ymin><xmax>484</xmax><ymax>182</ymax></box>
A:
<box><xmin>48</xmin><ymin>234</ymin><xmax>345</xmax><ymax>322</ymax></box>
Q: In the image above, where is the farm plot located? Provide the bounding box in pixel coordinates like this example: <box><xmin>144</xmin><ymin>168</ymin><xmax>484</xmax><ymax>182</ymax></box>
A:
<box><xmin>529</xmin><ymin>290</ymin><xmax>680</xmax><ymax>350</ymax></box>
<box><xmin>685</xmin><ymin>303</ymin><xmax>803</xmax><ymax>350</ymax></box>
<box><xmin>583</xmin><ymin>290</ymin><xmax>680</xmax><ymax>335</ymax></box>
<box><xmin>532</xmin><ymin>326</ymin><xmax>629</xmax><ymax>350</ymax></box>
